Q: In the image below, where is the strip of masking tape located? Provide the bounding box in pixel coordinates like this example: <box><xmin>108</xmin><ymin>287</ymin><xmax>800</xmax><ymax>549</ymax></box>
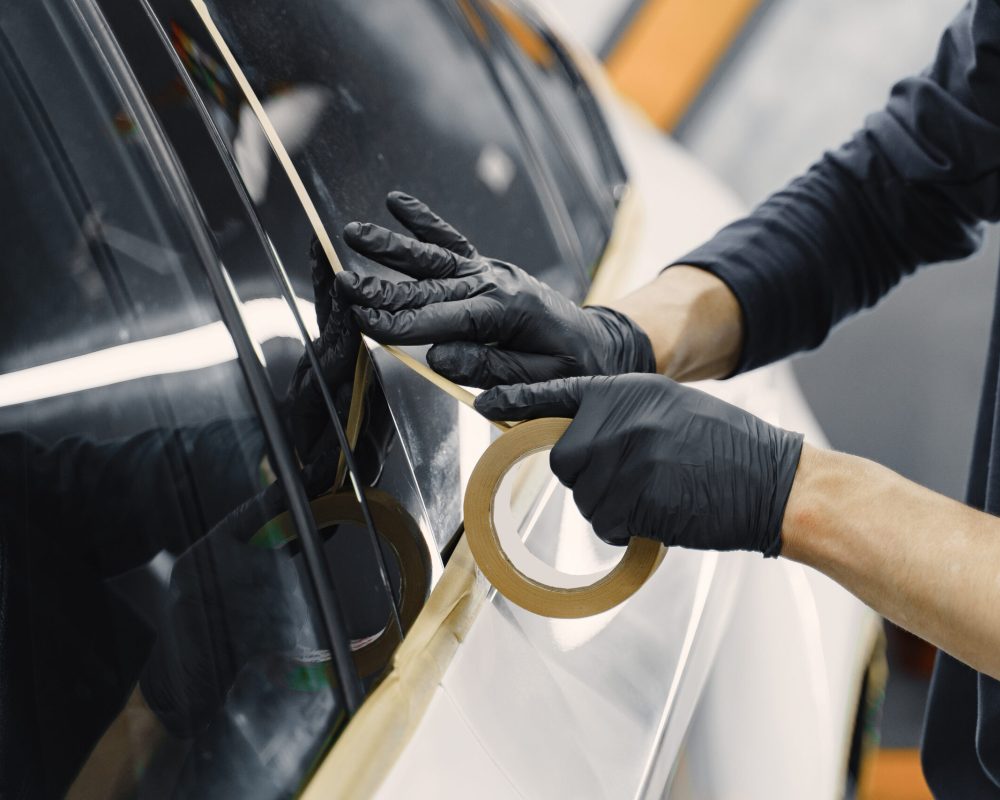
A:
<box><xmin>302</xmin><ymin>28</ymin><xmax>652</xmax><ymax>799</ymax></box>
<box><xmin>333</xmin><ymin>346</ymin><xmax>373</xmax><ymax>492</ymax></box>
<box><xmin>190</xmin><ymin>0</ymin><xmax>662</xmax><ymax>619</ymax></box>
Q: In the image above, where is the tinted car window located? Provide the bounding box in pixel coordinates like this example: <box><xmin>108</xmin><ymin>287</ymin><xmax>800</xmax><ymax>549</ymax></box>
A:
<box><xmin>132</xmin><ymin>0</ymin><xmax>627</xmax><ymax>548</ymax></box>
<box><xmin>451</xmin><ymin>0</ymin><xmax>609</xmax><ymax>273</ymax></box>
<box><xmin>478</xmin><ymin>0</ymin><xmax>627</xmax><ymax>270</ymax></box>
<box><xmin>0</xmin><ymin>3</ymin><xmax>342</xmax><ymax>796</ymax></box>
<box><xmin>99</xmin><ymin>0</ymin><xmax>439</xmax><ymax>664</ymax></box>
<box><xmin>179</xmin><ymin>0</ymin><xmax>592</xmax><ymax>299</ymax></box>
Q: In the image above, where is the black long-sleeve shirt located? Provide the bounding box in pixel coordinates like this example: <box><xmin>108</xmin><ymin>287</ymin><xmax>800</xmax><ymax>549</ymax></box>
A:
<box><xmin>675</xmin><ymin>1</ymin><xmax>1000</xmax><ymax>794</ymax></box>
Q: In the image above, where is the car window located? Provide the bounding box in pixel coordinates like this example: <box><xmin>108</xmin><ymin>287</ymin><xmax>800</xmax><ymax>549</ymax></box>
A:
<box><xmin>0</xmin><ymin>3</ymin><xmax>345</xmax><ymax>796</ymax></box>
<box><xmin>131</xmin><ymin>0</ymin><xmax>628</xmax><ymax>548</ymax></box>
<box><xmin>97</xmin><ymin>0</ymin><xmax>439</xmax><ymax>668</ymax></box>
<box><xmin>477</xmin><ymin>0</ymin><xmax>628</xmax><ymax>272</ymax></box>
<box><xmin>160</xmin><ymin>0</ymin><xmax>592</xmax><ymax>299</ymax></box>
<box><xmin>127</xmin><ymin>0</ymin><xmax>473</xmax><ymax>548</ymax></box>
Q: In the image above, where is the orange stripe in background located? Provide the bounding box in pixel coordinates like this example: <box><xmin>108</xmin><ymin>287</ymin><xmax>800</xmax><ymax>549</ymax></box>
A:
<box><xmin>605</xmin><ymin>0</ymin><xmax>761</xmax><ymax>131</ymax></box>
<box><xmin>859</xmin><ymin>749</ymin><xmax>933</xmax><ymax>800</ymax></box>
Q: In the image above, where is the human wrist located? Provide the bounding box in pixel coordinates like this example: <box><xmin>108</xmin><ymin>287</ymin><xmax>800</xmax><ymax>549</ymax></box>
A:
<box><xmin>779</xmin><ymin>444</ymin><xmax>853</xmax><ymax>564</ymax></box>
<box><xmin>606</xmin><ymin>266</ymin><xmax>743</xmax><ymax>381</ymax></box>
<box><xmin>583</xmin><ymin>305</ymin><xmax>657</xmax><ymax>375</ymax></box>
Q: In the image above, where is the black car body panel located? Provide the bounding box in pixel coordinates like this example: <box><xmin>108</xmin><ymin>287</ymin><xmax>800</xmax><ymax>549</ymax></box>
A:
<box><xmin>0</xmin><ymin>0</ymin><xmax>624</xmax><ymax>796</ymax></box>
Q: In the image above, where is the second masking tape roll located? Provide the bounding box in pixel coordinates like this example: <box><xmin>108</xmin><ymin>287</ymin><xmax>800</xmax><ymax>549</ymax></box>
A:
<box><xmin>464</xmin><ymin>417</ymin><xmax>667</xmax><ymax>619</ymax></box>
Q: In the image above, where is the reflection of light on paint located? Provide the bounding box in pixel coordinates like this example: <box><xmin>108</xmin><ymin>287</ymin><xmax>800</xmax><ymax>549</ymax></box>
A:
<box><xmin>634</xmin><ymin>552</ymin><xmax>719</xmax><ymax>796</ymax></box>
<box><xmin>0</xmin><ymin>297</ymin><xmax>317</xmax><ymax>408</ymax></box>
<box><xmin>786</xmin><ymin>563</ymin><xmax>836</xmax><ymax>787</ymax></box>
<box><xmin>475</xmin><ymin>143</ymin><xmax>516</xmax><ymax>195</ymax></box>
<box><xmin>457</xmin><ymin>401</ymin><xmax>492</xmax><ymax>502</ymax></box>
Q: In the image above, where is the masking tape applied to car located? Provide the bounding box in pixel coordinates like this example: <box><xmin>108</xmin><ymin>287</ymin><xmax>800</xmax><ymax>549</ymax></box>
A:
<box><xmin>190</xmin><ymin>0</ymin><xmax>666</xmax><ymax>620</ymax></box>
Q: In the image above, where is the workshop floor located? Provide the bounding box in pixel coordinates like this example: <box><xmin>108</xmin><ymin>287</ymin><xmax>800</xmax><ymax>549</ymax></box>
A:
<box><xmin>675</xmin><ymin>1</ymin><xmax>995</xmax><ymax>796</ymax></box>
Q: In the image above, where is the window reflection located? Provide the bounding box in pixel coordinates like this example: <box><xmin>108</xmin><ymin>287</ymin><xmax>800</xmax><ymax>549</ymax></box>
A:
<box><xmin>0</xmin><ymin>4</ymin><xmax>344</xmax><ymax>797</ymax></box>
<box><xmin>1</xmin><ymin>1</ymin><xmax>444</xmax><ymax>795</ymax></box>
<box><xmin>1</xmin><ymin>0</ymin><xmax>623</xmax><ymax>792</ymax></box>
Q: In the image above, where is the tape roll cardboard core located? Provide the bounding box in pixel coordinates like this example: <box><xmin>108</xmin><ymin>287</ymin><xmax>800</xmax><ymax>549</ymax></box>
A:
<box><xmin>464</xmin><ymin>418</ymin><xmax>666</xmax><ymax>618</ymax></box>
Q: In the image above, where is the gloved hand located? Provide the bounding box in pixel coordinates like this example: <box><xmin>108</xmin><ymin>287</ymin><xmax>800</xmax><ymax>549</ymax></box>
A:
<box><xmin>285</xmin><ymin>237</ymin><xmax>395</xmax><ymax>494</ymax></box>
<box><xmin>338</xmin><ymin>191</ymin><xmax>656</xmax><ymax>388</ymax></box>
<box><xmin>475</xmin><ymin>374</ymin><xmax>804</xmax><ymax>556</ymax></box>
<box><xmin>286</xmin><ymin>236</ymin><xmax>359</xmax><ymax>469</ymax></box>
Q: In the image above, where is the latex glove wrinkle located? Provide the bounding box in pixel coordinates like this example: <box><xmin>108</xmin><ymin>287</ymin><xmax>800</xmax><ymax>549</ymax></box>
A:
<box><xmin>476</xmin><ymin>374</ymin><xmax>803</xmax><ymax>556</ymax></box>
<box><xmin>339</xmin><ymin>191</ymin><xmax>655</xmax><ymax>388</ymax></box>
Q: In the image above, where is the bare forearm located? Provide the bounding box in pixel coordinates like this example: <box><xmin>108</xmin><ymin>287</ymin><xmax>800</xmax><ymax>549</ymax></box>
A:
<box><xmin>606</xmin><ymin>266</ymin><xmax>743</xmax><ymax>381</ymax></box>
<box><xmin>783</xmin><ymin>445</ymin><xmax>1000</xmax><ymax>679</ymax></box>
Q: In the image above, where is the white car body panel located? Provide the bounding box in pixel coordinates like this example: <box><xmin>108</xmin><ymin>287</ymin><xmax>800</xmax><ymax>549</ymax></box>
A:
<box><xmin>375</xmin><ymin>31</ymin><xmax>881</xmax><ymax>800</ymax></box>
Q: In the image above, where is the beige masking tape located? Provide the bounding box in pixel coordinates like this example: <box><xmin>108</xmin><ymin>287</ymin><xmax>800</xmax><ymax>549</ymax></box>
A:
<box><xmin>191</xmin><ymin>0</ymin><xmax>662</xmax><ymax>617</ymax></box>
<box><xmin>465</xmin><ymin>417</ymin><xmax>665</xmax><ymax>618</ymax></box>
<box><xmin>303</xmin><ymin>34</ymin><xmax>649</xmax><ymax>799</ymax></box>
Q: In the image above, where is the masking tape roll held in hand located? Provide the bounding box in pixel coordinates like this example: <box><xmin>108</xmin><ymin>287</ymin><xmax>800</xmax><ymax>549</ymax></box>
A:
<box><xmin>191</xmin><ymin>0</ymin><xmax>665</xmax><ymax>617</ymax></box>
<box><xmin>464</xmin><ymin>418</ymin><xmax>667</xmax><ymax>618</ymax></box>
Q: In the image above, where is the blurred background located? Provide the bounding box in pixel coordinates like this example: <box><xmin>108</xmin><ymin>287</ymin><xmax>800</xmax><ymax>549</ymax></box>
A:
<box><xmin>545</xmin><ymin>1</ymin><xmax>997</xmax><ymax>797</ymax></box>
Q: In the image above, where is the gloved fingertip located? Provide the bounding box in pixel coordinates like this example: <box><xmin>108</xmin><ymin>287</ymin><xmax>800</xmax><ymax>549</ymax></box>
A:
<box><xmin>335</xmin><ymin>270</ymin><xmax>359</xmax><ymax>289</ymax></box>
<box><xmin>343</xmin><ymin>221</ymin><xmax>364</xmax><ymax>243</ymax></box>
<box><xmin>472</xmin><ymin>388</ymin><xmax>506</xmax><ymax>419</ymax></box>
<box><xmin>387</xmin><ymin>190</ymin><xmax>415</xmax><ymax>205</ymax></box>
<box><xmin>426</xmin><ymin>344</ymin><xmax>455</xmax><ymax>373</ymax></box>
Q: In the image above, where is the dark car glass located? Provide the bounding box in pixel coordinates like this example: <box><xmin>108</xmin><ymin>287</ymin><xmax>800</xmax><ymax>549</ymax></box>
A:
<box><xmin>476</xmin><ymin>0</ymin><xmax>626</xmax><ymax>270</ymax></box>
<box><xmin>0</xmin><ymin>3</ymin><xmax>344</xmax><ymax>797</ymax></box>
<box><xmin>98</xmin><ymin>0</ymin><xmax>439</xmax><ymax>650</ymax></box>
<box><xmin>130</xmin><ymin>0</ymin><xmax>624</xmax><ymax>547</ymax></box>
<box><xmin>182</xmin><ymin>0</ymin><xmax>591</xmax><ymax>300</ymax></box>
<box><xmin>489</xmin><ymin>2</ymin><xmax>625</xmax><ymax>195</ymax></box>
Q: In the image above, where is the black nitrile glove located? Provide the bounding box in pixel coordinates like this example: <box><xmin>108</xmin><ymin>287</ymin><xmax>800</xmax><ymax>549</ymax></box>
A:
<box><xmin>475</xmin><ymin>374</ymin><xmax>804</xmax><ymax>556</ymax></box>
<box><xmin>287</xmin><ymin>237</ymin><xmax>397</xmax><ymax>493</ymax></box>
<box><xmin>338</xmin><ymin>191</ymin><xmax>656</xmax><ymax>388</ymax></box>
<box><xmin>287</xmin><ymin>237</ymin><xmax>359</xmax><ymax>468</ymax></box>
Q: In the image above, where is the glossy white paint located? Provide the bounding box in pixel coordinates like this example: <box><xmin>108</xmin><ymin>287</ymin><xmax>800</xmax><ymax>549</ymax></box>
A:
<box><xmin>537</xmin><ymin>0</ymin><xmax>630</xmax><ymax>52</ymax></box>
<box><xmin>375</xmin><ymin>24</ymin><xmax>880</xmax><ymax>800</ymax></box>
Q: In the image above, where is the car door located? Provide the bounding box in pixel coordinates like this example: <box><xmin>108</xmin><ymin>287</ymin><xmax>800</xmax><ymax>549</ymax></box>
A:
<box><xmin>97</xmin><ymin>2</ymin><xmax>738</xmax><ymax>798</ymax></box>
<box><xmin>0</xmin><ymin>1</ymin><xmax>439</xmax><ymax>796</ymax></box>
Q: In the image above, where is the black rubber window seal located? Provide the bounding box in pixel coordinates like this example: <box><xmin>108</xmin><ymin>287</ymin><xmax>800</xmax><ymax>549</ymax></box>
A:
<box><xmin>70</xmin><ymin>0</ymin><xmax>365</xmax><ymax>712</ymax></box>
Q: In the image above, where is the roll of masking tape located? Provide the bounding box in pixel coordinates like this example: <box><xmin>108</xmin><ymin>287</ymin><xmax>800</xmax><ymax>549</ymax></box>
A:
<box><xmin>191</xmin><ymin>0</ymin><xmax>664</xmax><ymax>619</ymax></box>
<box><xmin>464</xmin><ymin>418</ymin><xmax>666</xmax><ymax>619</ymax></box>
